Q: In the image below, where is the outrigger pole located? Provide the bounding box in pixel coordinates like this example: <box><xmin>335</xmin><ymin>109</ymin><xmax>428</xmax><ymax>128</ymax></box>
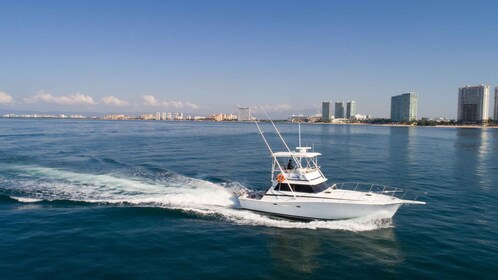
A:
<box><xmin>254</xmin><ymin>120</ymin><xmax>296</xmax><ymax>197</ymax></box>
<box><xmin>254</xmin><ymin>120</ymin><xmax>274</xmax><ymax>158</ymax></box>
<box><xmin>259</xmin><ymin>106</ymin><xmax>302</xmax><ymax>169</ymax></box>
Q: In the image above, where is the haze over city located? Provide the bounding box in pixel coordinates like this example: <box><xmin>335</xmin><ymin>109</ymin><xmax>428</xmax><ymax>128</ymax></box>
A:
<box><xmin>1</xmin><ymin>0</ymin><xmax>498</xmax><ymax>118</ymax></box>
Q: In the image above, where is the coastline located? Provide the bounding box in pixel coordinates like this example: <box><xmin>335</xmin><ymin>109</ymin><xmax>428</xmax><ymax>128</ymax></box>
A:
<box><xmin>309</xmin><ymin>122</ymin><xmax>498</xmax><ymax>129</ymax></box>
<box><xmin>1</xmin><ymin>116</ymin><xmax>497</xmax><ymax>129</ymax></box>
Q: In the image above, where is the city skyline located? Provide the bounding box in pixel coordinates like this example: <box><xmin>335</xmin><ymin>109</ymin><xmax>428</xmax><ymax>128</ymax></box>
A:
<box><xmin>8</xmin><ymin>85</ymin><xmax>498</xmax><ymax>123</ymax></box>
<box><xmin>1</xmin><ymin>1</ymin><xmax>498</xmax><ymax>118</ymax></box>
<box><xmin>4</xmin><ymin>85</ymin><xmax>498</xmax><ymax>121</ymax></box>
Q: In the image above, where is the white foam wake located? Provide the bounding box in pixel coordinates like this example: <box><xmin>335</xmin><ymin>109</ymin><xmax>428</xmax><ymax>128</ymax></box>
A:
<box><xmin>1</xmin><ymin>165</ymin><xmax>391</xmax><ymax>232</ymax></box>
<box><xmin>10</xmin><ymin>196</ymin><xmax>44</xmax><ymax>203</ymax></box>
<box><xmin>8</xmin><ymin>165</ymin><xmax>238</xmax><ymax>208</ymax></box>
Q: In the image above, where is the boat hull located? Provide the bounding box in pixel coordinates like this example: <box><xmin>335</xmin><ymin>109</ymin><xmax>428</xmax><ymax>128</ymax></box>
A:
<box><xmin>239</xmin><ymin>197</ymin><xmax>402</xmax><ymax>220</ymax></box>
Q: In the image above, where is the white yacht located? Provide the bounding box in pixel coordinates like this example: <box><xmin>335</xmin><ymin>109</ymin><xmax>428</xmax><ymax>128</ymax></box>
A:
<box><xmin>239</xmin><ymin>121</ymin><xmax>425</xmax><ymax>220</ymax></box>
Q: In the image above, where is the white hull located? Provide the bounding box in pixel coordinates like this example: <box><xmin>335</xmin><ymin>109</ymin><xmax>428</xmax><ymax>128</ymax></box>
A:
<box><xmin>238</xmin><ymin>190</ymin><xmax>414</xmax><ymax>220</ymax></box>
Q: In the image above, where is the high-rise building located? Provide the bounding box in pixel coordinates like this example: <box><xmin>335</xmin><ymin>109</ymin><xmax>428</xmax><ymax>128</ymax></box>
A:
<box><xmin>346</xmin><ymin>101</ymin><xmax>356</xmax><ymax>119</ymax></box>
<box><xmin>390</xmin><ymin>92</ymin><xmax>418</xmax><ymax>122</ymax></box>
<box><xmin>321</xmin><ymin>101</ymin><xmax>332</xmax><ymax>122</ymax></box>
<box><xmin>335</xmin><ymin>102</ymin><xmax>346</xmax><ymax>119</ymax></box>
<box><xmin>174</xmin><ymin>112</ymin><xmax>184</xmax><ymax>120</ymax></box>
<box><xmin>457</xmin><ymin>85</ymin><xmax>489</xmax><ymax>123</ymax></box>
<box><xmin>494</xmin><ymin>87</ymin><xmax>498</xmax><ymax>121</ymax></box>
<box><xmin>225</xmin><ymin>114</ymin><xmax>237</xmax><ymax>121</ymax></box>
<box><xmin>238</xmin><ymin>107</ymin><xmax>251</xmax><ymax>121</ymax></box>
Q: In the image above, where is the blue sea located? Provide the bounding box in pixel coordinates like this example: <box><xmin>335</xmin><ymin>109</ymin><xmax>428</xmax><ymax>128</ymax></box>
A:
<box><xmin>1</xmin><ymin>119</ymin><xmax>497</xmax><ymax>279</ymax></box>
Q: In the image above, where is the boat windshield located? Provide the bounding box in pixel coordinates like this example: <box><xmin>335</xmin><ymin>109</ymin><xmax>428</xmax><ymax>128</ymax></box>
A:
<box><xmin>276</xmin><ymin>183</ymin><xmax>329</xmax><ymax>193</ymax></box>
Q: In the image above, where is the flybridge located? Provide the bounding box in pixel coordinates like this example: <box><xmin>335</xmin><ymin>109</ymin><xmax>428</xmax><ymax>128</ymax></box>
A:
<box><xmin>253</xmin><ymin>110</ymin><xmax>327</xmax><ymax>190</ymax></box>
<box><xmin>272</xmin><ymin>150</ymin><xmax>321</xmax><ymax>158</ymax></box>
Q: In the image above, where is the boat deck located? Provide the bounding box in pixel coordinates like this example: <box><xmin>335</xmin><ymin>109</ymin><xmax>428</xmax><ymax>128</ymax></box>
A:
<box><xmin>243</xmin><ymin>182</ymin><xmax>424</xmax><ymax>205</ymax></box>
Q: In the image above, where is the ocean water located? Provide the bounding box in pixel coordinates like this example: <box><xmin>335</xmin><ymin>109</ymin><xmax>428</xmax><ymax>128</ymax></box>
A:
<box><xmin>0</xmin><ymin>119</ymin><xmax>497</xmax><ymax>279</ymax></box>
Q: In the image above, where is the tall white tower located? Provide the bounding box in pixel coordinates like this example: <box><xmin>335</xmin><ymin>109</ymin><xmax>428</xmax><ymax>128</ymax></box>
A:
<box><xmin>238</xmin><ymin>108</ymin><xmax>251</xmax><ymax>121</ymax></box>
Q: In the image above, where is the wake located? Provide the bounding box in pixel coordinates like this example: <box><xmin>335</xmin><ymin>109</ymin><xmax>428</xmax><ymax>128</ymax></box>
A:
<box><xmin>0</xmin><ymin>165</ymin><xmax>392</xmax><ymax>232</ymax></box>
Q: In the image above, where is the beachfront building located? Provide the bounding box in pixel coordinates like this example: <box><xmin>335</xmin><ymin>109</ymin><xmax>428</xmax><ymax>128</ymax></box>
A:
<box><xmin>238</xmin><ymin>107</ymin><xmax>251</xmax><ymax>121</ymax></box>
<box><xmin>494</xmin><ymin>87</ymin><xmax>498</xmax><ymax>121</ymax></box>
<box><xmin>212</xmin><ymin>113</ymin><xmax>224</xmax><ymax>121</ymax></box>
<box><xmin>225</xmin><ymin>114</ymin><xmax>238</xmax><ymax>121</ymax></box>
<box><xmin>335</xmin><ymin>102</ymin><xmax>346</xmax><ymax>118</ymax></box>
<box><xmin>390</xmin><ymin>92</ymin><xmax>418</xmax><ymax>122</ymax></box>
<box><xmin>457</xmin><ymin>85</ymin><xmax>489</xmax><ymax>124</ymax></box>
<box><xmin>321</xmin><ymin>101</ymin><xmax>332</xmax><ymax>122</ymax></box>
<box><xmin>141</xmin><ymin>114</ymin><xmax>155</xmax><ymax>120</ymax></box>
<box><xmin>346</xmin><ymin>101</ymin><xmax>356</xmax><ymax>119</ymax></box>
<box><xmin>102</xmin><ymin>114</ymin><xmax>127</xmax><ymax>120</ymax></box>
<box><xmin>174</xmin><ymin>112</ymin><xmax>184</xmax><ymax>120</ymax></box>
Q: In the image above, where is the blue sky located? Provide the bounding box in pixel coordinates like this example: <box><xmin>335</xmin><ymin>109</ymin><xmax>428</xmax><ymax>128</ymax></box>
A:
<box><xmin>1</xmin><ymin>0</ymin><xmax>497</xmax><ymax>118</ymax></box>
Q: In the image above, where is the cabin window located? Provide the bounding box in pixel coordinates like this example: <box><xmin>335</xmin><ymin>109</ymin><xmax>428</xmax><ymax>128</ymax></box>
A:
<box><xmin>293</xmin><ymin>184</ymin><xmax>314</xmax><ymax>193</ymax></box>
<box><xmin>276</xmin><ymin>183</ymin><xmax>328</xmax><ymax>193</ymax></box>
<box><xmin>277</xmin><ymin>183</ymin><xmax>292</xmax><ymax>192</ymax></box>
<box><xmin>310</xmin><ymin>183</ymin><xmax>329</xmax><ymax>193</ymax></box>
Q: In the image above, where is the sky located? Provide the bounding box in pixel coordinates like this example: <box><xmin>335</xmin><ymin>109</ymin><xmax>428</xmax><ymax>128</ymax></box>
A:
<box><xmin>1</xmin><ymin>0</ymin><xmax>498</xmax><ymax>118</ymax></box>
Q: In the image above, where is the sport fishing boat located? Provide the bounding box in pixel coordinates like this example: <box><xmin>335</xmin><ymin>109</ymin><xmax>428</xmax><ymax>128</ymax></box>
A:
<box><xmin>238</xmin><ymin>120</ymin><xmax>425</xmax><ymax>220</ymax></box>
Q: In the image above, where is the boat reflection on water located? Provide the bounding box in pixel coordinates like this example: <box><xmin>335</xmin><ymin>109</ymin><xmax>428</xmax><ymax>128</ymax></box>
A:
<box><xmin>266</xmin><ymin>228</ymin><xmax>321</xmax><ymax>274</ymax></box>
<box><xmin>265</xmin><ymin>226</ymin><xmax>403</xmax><ymax>276</ymax></box>
<box><xmin>351</xmin><ymin>228</ymin><xmax>404</xmax><ymax>267</ymax></box>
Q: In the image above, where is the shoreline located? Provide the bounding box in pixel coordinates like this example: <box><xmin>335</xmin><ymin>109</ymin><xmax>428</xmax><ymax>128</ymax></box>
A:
<box><xmin>1</xmin><ymin>117</ymin><xmax>496</xmax><ymax>129</ymax></box>
<box><xmin>307</xmin><ymin>122</ymin><xmax>498</xmax><ymax>129</ymax></box>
